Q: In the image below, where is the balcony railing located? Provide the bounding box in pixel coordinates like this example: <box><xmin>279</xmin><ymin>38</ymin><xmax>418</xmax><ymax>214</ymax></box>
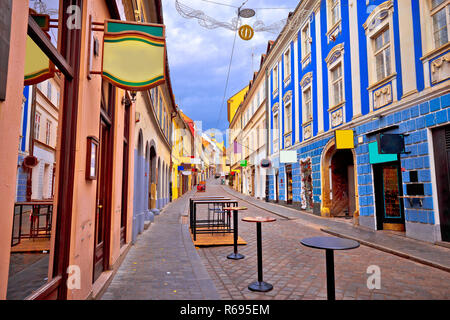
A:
<box><xmin>11</xmin><ymin>201</ymin><xmax>53</xmax><ymax>247</ymax></box>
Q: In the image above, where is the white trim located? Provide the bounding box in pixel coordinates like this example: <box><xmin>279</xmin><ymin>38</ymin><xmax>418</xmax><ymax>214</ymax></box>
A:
<box><xmin>348</xmin><ymin>0</ymin><xmax>362</xmax><ymax>118</ymax></box>
<box><xmin>293</xmin><ymin>37</ymin><xmax>300</xmax><ymax>143</ymax></box>
<box><xmin>397</xmin><ymin>0</ymin><xmax>418</xmax><ymax>96</ymax></box>
<box><xmin>315</xmin><ymin>9</ymin><xmax>324</xmax><ymax>133</ymax></box>
<box><xmin>427</xmin><ymin>128</ymin><xmax>442</xmax><ymax>235</ymax></box>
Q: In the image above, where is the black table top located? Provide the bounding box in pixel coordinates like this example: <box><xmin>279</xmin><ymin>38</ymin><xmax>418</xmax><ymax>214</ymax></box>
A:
<box><xmin>300</xmin><ymin>236</ymin><xmax>360</xmax><ymax>250</ymax></box>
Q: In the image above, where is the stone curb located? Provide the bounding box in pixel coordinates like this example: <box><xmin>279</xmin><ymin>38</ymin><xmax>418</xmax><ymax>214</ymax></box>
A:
<box><xmin>222</xmin><ymin>185</ymin><xmax>450</xmax><ymax>274</ymax></box>
<box><xmin>321</xmin><ymin>228</ymin><xmax>450</xmax><ymax>274</ymax></box>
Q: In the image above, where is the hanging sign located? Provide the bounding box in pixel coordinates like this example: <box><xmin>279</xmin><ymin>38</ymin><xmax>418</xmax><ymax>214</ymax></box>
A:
<box><xmin>102</xmin><ymin>20</ymin><xmax>166</xmax><ymax>91</ymax></box>
<box><xmin>260</xmin><ymin>159</ymin><xmax>271</xmax><ymax>168</ymax></box>
<box><xmin>377</xmin><ymin>133</ymin><xmax>406</xmax><ymax>154</ymax></box>
<box><xmin>335</xmin><ymin>130</ymin><xmax>354</xmax><ymax>149</ymax></box>
<box><xmin>177</xmin><ymin>166</ymin><xmax>184</xmax><ymax>171</ymax></box>
<box><xmin>240</xmin><ymin>160</ymin><xmax>247</xmax><ymax>167</ymax></box>
<box><xmin>24</xmin><ymin>35</ymin><xmax>55</xmax><ymax>86</ymax></box>
<box><xmin>280</xmin><ymin>150</ymin><xmax>297</xmax><ymax>163</ymax></box>
<box><xmin>238</xmin><ymin>25</ymin><xmax>254</xmax><ymax>41</ymax></box>
<box><xmin>369</xmin><ymin>141</ymin><xmax>398</xmax><ymax>164</ymax></box>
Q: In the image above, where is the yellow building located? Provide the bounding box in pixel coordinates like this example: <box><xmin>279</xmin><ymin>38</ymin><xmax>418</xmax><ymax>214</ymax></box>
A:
<box><xmin>227</xmin><ymin>86</ymin><xmax>248</xmax><ymax>192</ymax></box>
<box><xmin>171</xmin><ymin>108</ymin><xmax>194</xmax><ymax>200</ymax></box>
<box><xmin>227</xmin><ymin>86</ymin><xmax>248</xmax><ymax>124</ymax></box>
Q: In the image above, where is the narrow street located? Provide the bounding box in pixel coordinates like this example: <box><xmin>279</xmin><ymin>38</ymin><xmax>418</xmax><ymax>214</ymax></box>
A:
<box><xmin>2</xmin><ymin>0</ymin><xmax>450</xmax><ymax>303</ymax></box>
<box><xmin>101</xmin><ymin>179</ymin><xmax>450</xmax><ymax>300</ymax></box>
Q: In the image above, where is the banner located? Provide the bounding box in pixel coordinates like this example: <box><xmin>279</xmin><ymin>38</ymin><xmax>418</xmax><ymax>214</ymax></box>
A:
<box><xmin>102</xmin><ymin>19</ymin><xmax>166</xmax><ymax>91</ymax></box>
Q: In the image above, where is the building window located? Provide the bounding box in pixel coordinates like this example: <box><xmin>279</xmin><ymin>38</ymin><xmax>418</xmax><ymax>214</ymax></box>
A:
<box><xmin>273</xmin><ymin>64</ymin><xmax>279</xmax><ymax>94</ymax></box>
<box><xmin>46</xmin><ymin>120</ymin><xmax>51</xmax><ymax>145</ymax></box>
<box><xmin>431</xmin><ymin>0</ymin><xmax>449</xmax><ymax>48</ymax></box>
<box><xmin>302</xmin><ymin>23</ymin><xmax>311</xmax><ymax>59</ymax></box>
<box><xmin>330</xmin><ymin>62</ymin><xmax>344</xmax><ymax>107</ymax></box>
<box><xmin>303</xmin><ymin>87</ymin><xmax>312</xmax><ymax>122</ymax></box>
<box><xmin>34</xmin><ymin>112</ymin><xmax>41</xmax><ymax>139</ymax></box>
<box><xmin>47</xmin><ymin>81</ymin><xmax>52</xmax><ymax>101</ymax></box>
<box><xmin>373</xmin><ymin>28</ymin><xmax>392</xmax><ymax>82</ymax></box>
<box><xmin>284</xmin><ymin>102</ymin><xmax>292</xmax><ymax>134</ymax></box>
<box><xmin>273</xmin><ymin>111</ymin><xmax>279</xmax><ymax>152</ymax></box>
<box><xmin>329</xmin><ymin>0</ymin><xmax>341</xmax><ymax>28</ymax></box>
<box><xmin>284</xmin><ymin>48</ymin><xmax>291</xmax><ymax>81</ymax></box>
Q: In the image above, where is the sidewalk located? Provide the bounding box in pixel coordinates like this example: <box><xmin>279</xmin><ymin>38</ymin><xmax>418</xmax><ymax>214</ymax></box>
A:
<box><xmin>100</xmin><ymin>190</ymin><xmax>220</xmax><ymax>300</ymax></box>
<box><xmin>222</xmin><ymin>185</ymin><xmax>450</xmax><ymax>273</ymax></box>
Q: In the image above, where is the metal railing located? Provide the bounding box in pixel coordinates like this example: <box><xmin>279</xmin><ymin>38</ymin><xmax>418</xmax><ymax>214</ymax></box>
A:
<box><xmin>11</xmin><ymin>201</ymin><xmax>53</xmax><ymax>247</ymax></box>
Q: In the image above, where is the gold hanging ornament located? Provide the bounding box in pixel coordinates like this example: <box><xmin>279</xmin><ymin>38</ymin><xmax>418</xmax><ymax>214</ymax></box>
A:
<box><xmin>238</xmin><ymin>24</ymin><xmax>254</xmax><ymax>41</ymax></box>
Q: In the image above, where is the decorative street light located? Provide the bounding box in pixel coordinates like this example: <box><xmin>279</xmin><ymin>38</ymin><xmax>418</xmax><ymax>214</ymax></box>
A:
<box><xmin>238</xmin><ymin>8</ymin><xmax>255</xmax><ymax>18</ymax></box>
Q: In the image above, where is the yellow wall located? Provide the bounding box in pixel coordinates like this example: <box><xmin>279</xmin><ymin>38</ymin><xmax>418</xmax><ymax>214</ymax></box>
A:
<box><xmin>227</xmin><ymin>86</ymin><xmax>248</xmax><ymax>124</ymax></box>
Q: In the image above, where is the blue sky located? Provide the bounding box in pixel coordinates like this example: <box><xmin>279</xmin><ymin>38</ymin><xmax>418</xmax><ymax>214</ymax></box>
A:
<box><xmin>161</xmin><ymin>0</ymin><xmax>301</xmax><ymax>141</ymax></box>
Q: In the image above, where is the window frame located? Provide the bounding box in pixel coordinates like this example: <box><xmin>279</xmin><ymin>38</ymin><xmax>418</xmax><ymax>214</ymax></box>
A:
<box><xmin>329</xmin><ymin>61</ymin><xmax>344</xmax><ymax>108</ymax></box>
<box><xmin>284</xmin><ymin>47</ymin><xmax>291</xmax><ymax>82</ymax></box>
<box><xmin>301</xmin><ymin>22</ymin><xmax>311</xmax><ymax>61</ymax></box>
<box><xmin>46</xmin><ymin>120</ymin><xmax>51</xmax><ymax>145</ymax></box>
<box><xmin>302</xmin><ymin>86</ymin><xmax>312</xmax><ymax>124</ymax></box>
<box><xmin>329</xmin><ymin>0</ymin><xmax>341</xmax><ymax>28</ymax></box>
<box><xmin>284</xmin><ymin>101</ymin><xmax>292</xmax><ymax>134</ymax></box>
<box><xmin>430</xmin><ymin>0</ymin><xmax>450</xmax><ymax>49</ymax></box>
<box><xmin>34</xmin><ymin>111</ymin><xmax>41</xmax><ymax>140</ymax></box>
<box><xmin>373</xmin><ymin>27</ymin><xmax>392</xmax><ymax>83</ymax></box>
<box><xmin>272</xmin><ymin>64</ymin><xmax>279</xmax><ymax>95</ymax></box>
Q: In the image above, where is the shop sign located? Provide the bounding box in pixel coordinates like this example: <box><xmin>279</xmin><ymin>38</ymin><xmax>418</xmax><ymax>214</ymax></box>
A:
<box><xmin>335</xmin><ymin>130</ymin><xmax>354</xmax><ymax>149</ymax></box>
<box><xmin>280</xmin><ymin>150</ymin><xmax>297</xmax><ymax>163</ymax></box>
<box><xmin>102</xmin><ymin>20</ymin><xmax>166</xmax><ymax>91</ymax></box>
<box><xmin>369</xmin><ymin>141</ymin><xmax>398</xmax><ymax>164</ymax></box>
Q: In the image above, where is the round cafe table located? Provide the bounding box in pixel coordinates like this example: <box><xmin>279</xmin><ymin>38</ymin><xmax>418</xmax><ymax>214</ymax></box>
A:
<box><xmin>300</xmin><ymin>236</ymin><xmax>360</xmax><ymax>300</ymax></box>
<box><xmin>223</xmin><ymin>207</ymin><xmax>247</xmax><ymax>260</ymax></box>
<box><xmin>242</xmin><ymin>216</ymin><xmax>276</xmax><ymax>292</ymax></box>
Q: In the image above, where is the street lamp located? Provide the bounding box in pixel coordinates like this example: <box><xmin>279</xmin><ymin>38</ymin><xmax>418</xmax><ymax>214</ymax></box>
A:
<box><xmin>238</xmin><ymin>8</ymin><xmax>255</xmax><ymax>18</ymax></box>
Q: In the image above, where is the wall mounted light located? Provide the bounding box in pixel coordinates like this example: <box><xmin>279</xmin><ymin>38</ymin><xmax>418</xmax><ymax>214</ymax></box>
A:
<box><xmin>372</xmin><ymin>114</ymin><xmax>383</xmax><ymax>121</ymax></box>
<box><xmin>122</xmin><ymin>91</ymin><xmax>137</xmax><ymax>105</ymax></box>
<box><xmin>130</xmin><ymin>91</ymin><xmax>137</xmax><ymax>103</ymax></box>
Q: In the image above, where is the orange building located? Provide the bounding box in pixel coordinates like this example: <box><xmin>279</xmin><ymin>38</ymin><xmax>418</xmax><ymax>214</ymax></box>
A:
<box><xmin>0</xmin><ymin>0</ymin><xmax>166</xmax><ymax>300</ymax></box>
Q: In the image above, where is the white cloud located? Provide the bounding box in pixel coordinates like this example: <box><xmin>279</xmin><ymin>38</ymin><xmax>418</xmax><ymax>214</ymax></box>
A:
<box><xmin>162</xmin><ymin>0</ymin><xmax>300</xmax><ymax>130</ymax></box>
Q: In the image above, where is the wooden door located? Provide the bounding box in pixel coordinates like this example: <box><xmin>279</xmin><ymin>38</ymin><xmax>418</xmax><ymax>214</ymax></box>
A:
<box><xmin>286</xmin><ymin>165</ymin><xmax>293</xmax><ymax>204</ymax></box>
<box><xmin>93</xmin><ymin>81</ymin><xmax>114</xmax><ymax>282</ymax></box>
<box><xmin>120</xmin><ymin>103</ymin><xmax>130</xmax><ymax>247</ymax></box>
<box><xmin>374</xmin><ymin>162</ymin><xmax>405</xmax><ymax>230</ymax></box>
<box><xmin>93</xmin><ymin>120</ymin><xmax>111</xmax><ymax>281</ymax></box>
<box><xmin>432</xmin><ymin>125</ymin><xmax>450</xmax><ymax>241</ymax></box>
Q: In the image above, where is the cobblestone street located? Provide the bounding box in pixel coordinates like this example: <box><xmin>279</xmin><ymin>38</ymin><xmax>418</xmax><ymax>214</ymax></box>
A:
<box><xmin>101</xmin><ymin>179</ymin><xmax>450</xmax><ymax>300</ymax></box>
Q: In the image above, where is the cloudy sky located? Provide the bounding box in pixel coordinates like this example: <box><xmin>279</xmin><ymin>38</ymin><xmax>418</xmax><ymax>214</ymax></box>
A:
<box><xmin>161</xmin><ymin>0</ymin><xmax>301</xmax><ymax>142</ymax></box>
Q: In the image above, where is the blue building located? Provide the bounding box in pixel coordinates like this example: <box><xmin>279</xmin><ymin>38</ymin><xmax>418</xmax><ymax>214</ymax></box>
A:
<box><xmin>16</xmin><ymin>86</ymin><xmax>32</xmax><ymax>202</ymax></box>
<box><xmin>265</xmin><ymin>0</ymin><xmax>450</xmax><ymax>243</ymax></box>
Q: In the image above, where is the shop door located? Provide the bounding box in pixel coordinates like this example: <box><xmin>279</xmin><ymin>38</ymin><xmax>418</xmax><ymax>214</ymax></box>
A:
<box><xmin>286</xmin><ymin>165</ymin><xmax>293</xmax><ymax>205</ymax></box>
<box><xmin>93</xmin><ymin>119</ymin><xmax>110</xmax><ymax>281</ymax></box>
<box><xmin>93</xmin><ymin>82</ymin><xmax>114</xmax><ymax>282</ymax></box>
<box><xmin>120</xmin><ymin>103</ymin><xmax>130</xmax><ymax>247</ymax></box>
<box><xmin>374</xmin><ymin>162</ymin><xmax>405</xmax><ymax>230</ymax></box>
<box><xmin>432</xmin><ymin>125</ymin><xmax>450</xmax><ymax>241</ymax></box>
